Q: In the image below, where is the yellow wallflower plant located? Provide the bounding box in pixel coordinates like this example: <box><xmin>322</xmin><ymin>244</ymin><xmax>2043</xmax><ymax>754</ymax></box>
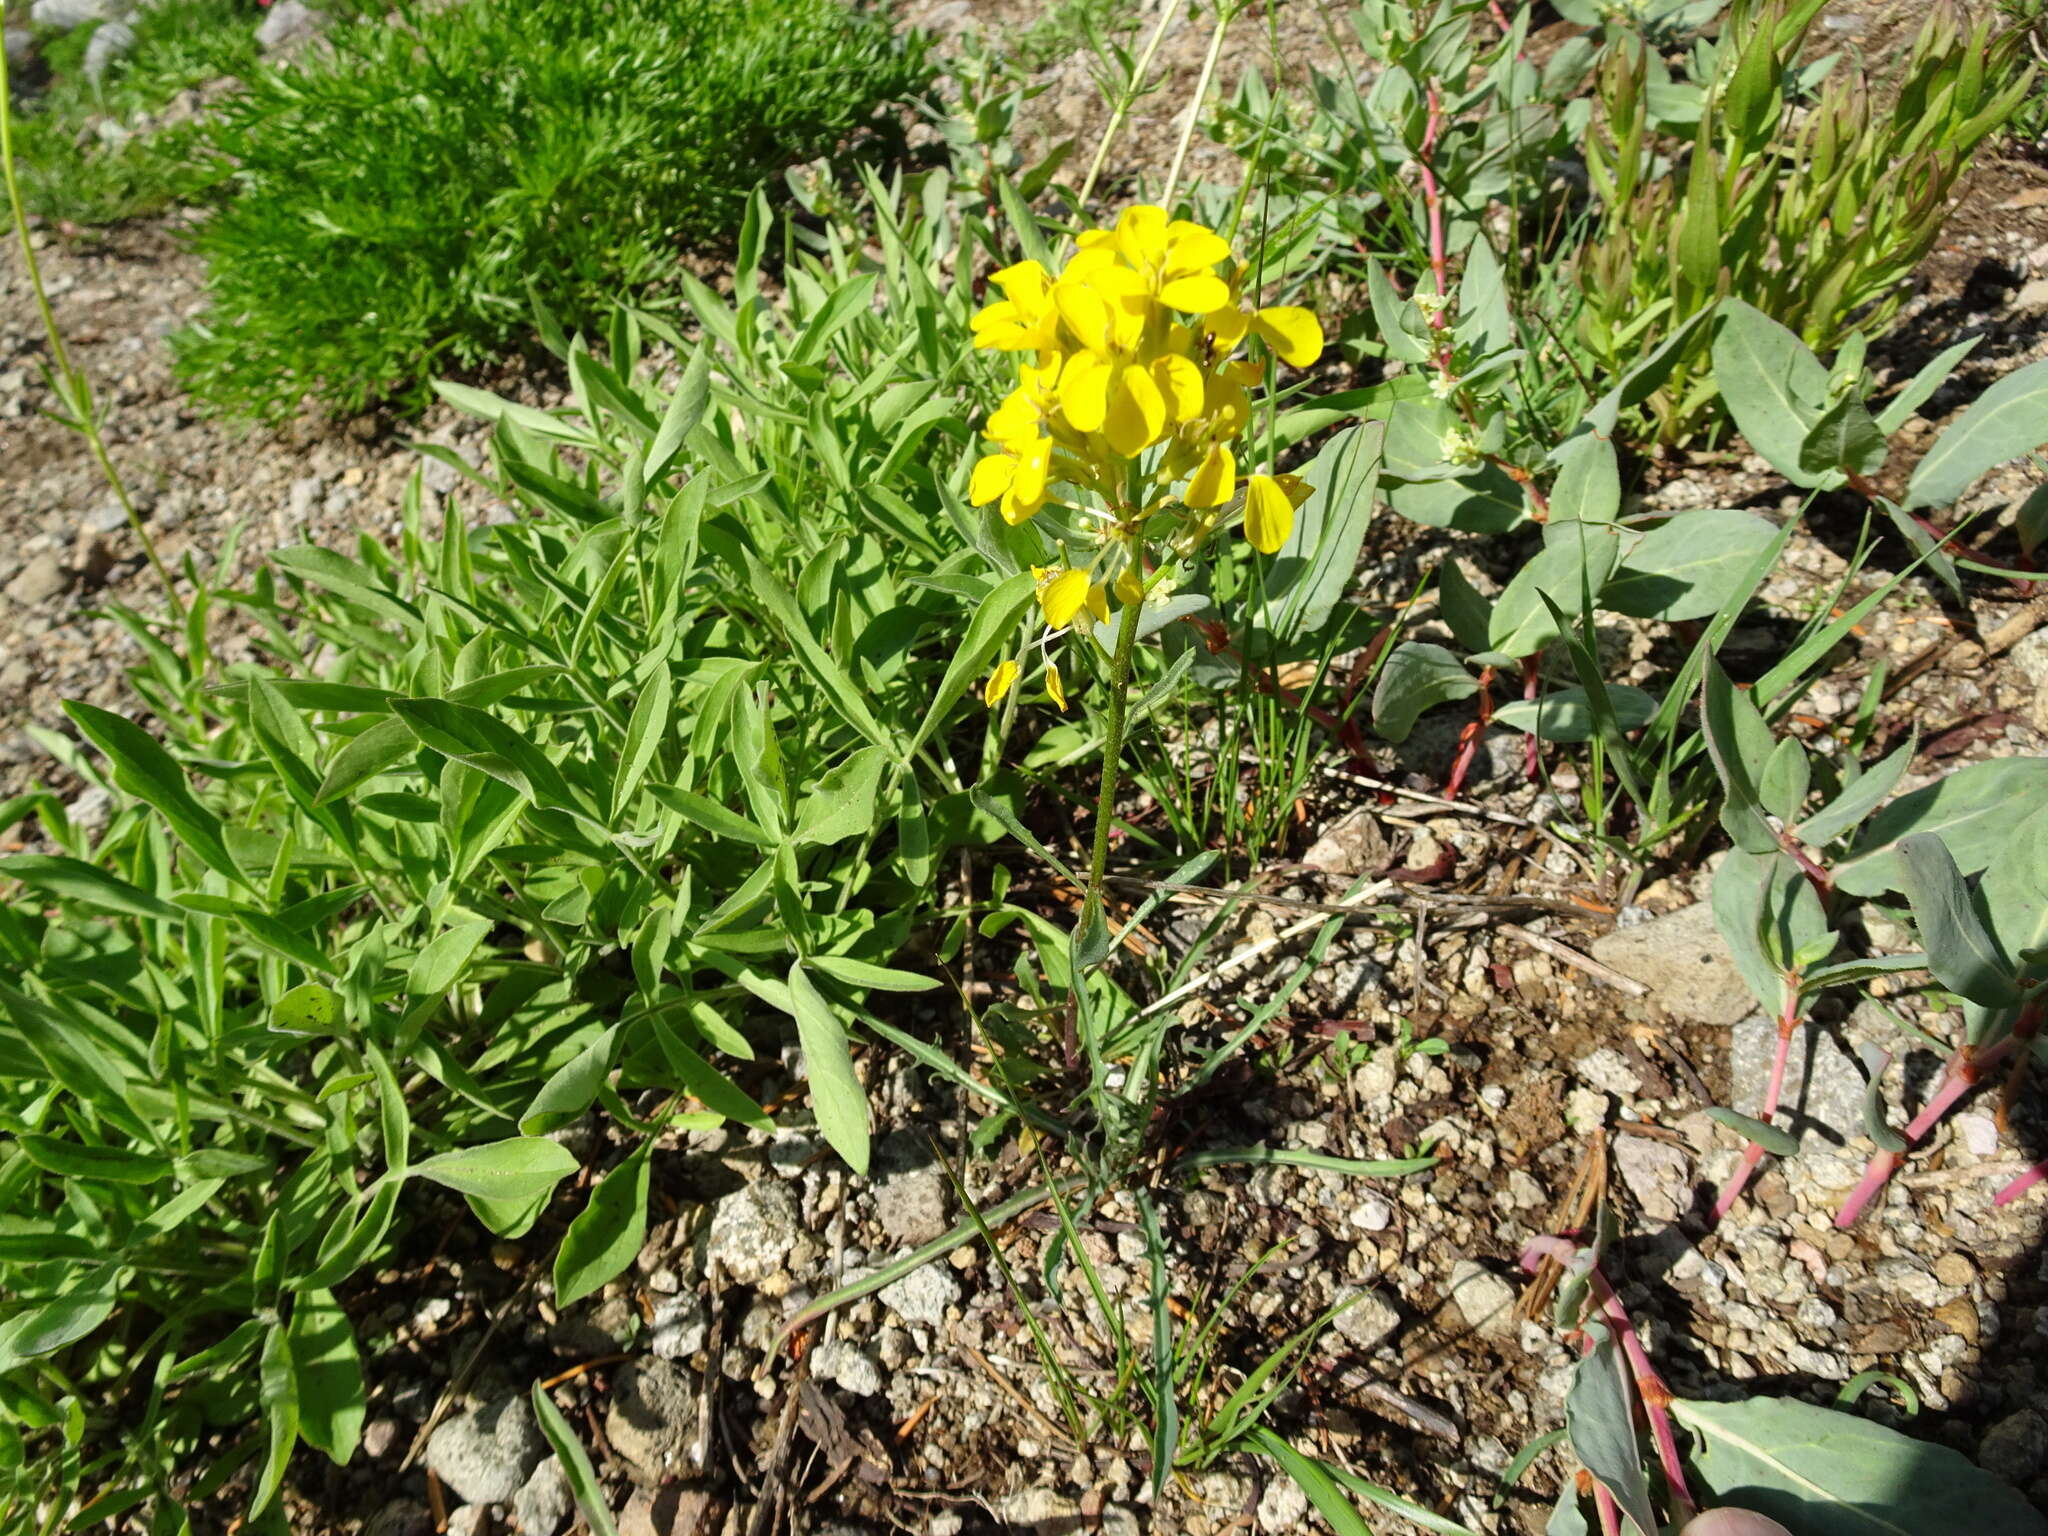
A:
<box><xmin>970</xmin><ymin>201</ymin><xmax>1323</xmax><ymax>956</ymax></box>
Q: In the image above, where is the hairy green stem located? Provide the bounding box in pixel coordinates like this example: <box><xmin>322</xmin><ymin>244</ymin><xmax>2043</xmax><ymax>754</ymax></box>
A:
<box><xmin>1083</xmin><ymin>598</ymin><xmax>1146</xmax><ymax>938</ymax></box>
<box><xmin>1162</xmin><ymin>0</ymin><xmax>1238</xmax><ymax>208</ymax></box>
<box><xmin>1071</xmin><ymin>0</ymin><xmax>1185</xmax><ymax>221</ymax></box>
<box><xmin>0</xmin><ymin>46</ymin><xmax>182</xmax><ymax>616</ymax></box>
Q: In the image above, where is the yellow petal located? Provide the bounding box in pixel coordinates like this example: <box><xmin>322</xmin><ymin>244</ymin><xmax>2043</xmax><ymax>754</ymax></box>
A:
<box><xmin>1104</xmin><ymin>365</ymin><xmax>1166</xmax><ymax>458</ymax></box>
<box><xmin>1251</xmin><ymin>306</ymin><xmax>1324</xmax><ymax>368</ymax></box>
<box><xmin>1151</xmin><ymin>354</ymin><xmax>1205</xmax><ymax>423</ymax></box>
<box><xmin>991</xmin><ymin>259</ymin><xmax>1050</xmax><ymax>305</ymax></box>
<box><xmin>1115</xmin><ymin>204</ymin><xmax>1169</xmax><ymax>267</ymax></box>
<box><xmin>1158</xmin><ymin>273</ymin><xmax>1231</xmax><ymax>314</ymax></box>
<box><xmin>1185</xmin><ymin>441</ymin><xmax>1236</xmax><ymax>508</ymax></box>
<box><xmin>1086</xmin><ymin>582</ymin><xmax>1110</xmax><ymax>625</ymax></box>
<box><xmin>1204</xmin><ymin>306</ymin><xmax>1250</xmax><ymax>349</ymax></box>
<box><xmin>969</xmin><ymin>453</ymin><xmax>1014</xmax><ymax>506</ymax></box>
<box><xmin>1045</xmin><ymin>660</ymin><xmax>1067</xmax><ymax>712</ymax></box>
<box><xmin>986</xmin><ymin>393</ymin><xmax>1037</xmax><ymax>445</ymax></box>
<box><xmin>983</xmin><ymin>660</ymin><xmax>1019</xmax><ymax>706</ymax></box>
<box><xmin>1058</xmin><ymin>351</ymin><xmax>1111</xmax><ymax>433</ymax></box>
<box><xmin>1115</xmin><ymin>562</ymin><xmax>1145</xmax><ymax>606</ymax></box>
<box><xmin>1244</xmin><ymin>474</ymin><xmax>1296</xmax><ymax>554</ymax></box>
<box><xmin>1040</xmin><ymin>567</ymin><xmax>1091</xmax><ymax>628</ymax></box>
<box><xmin>1165</xmin><ymin>221</ymin><xmax>1232</xmax><ymax>272</ymax></box>
<box><xmin>1054</xmin><ymin>280</ymin><xmax>1114</xmax><ymax>353</ymax></box>
<box><xmin>1012</xmin><ymin>439</ymin><xmax>1051</xmax><ymax>504</ymax></box>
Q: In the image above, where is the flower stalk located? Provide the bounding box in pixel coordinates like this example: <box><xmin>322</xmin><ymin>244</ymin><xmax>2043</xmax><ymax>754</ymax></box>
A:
<box><xmin>0</xmin><ymin>43</ymin><xmax>181</xmax><ymax>617</ymax></box>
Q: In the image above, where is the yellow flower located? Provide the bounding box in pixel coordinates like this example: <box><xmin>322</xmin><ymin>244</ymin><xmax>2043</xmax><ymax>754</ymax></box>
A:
<box><xmin>1114</xmin><ymin>560</ymin><xmax>1145</xmax><ymax>606</ymax></box>
<box><xmin>983</xmin><ymin>660</ymin><xmax>1020</xmax><ymax>706</ymax></box>
<box><xmin>970</xmin><ymin>437</ymin><xmax>1052</xmax><ymax>526</ymax></box>
<box><xmin>1250</xmin><ymin>306</ymin><xmax>1323</xmax><ymax>368</ymax></box>
<box><xmin>1244</xmin><ymin>473</ymin><xmax>1311</xmax><ymax>554</ymax></box>
<box><xmin>1185</xmin><ymin>442</ymin><xmax>1235</xmax><ymax>508</ymax></box>
<box><xmin>1035</xmin><ymin>565</ymin><xmax>1093</xmax><ymax>628</ymax></box>
<box><xmin>971</xmin><ymin>260</ymin><xmax>1060</xmax><ymax>352</ymax></box>
<box><xmin>1100</xmin><ymin>205</ymin><xmax>1233</xmax><ymax>313</ymax></box>
<box><xmin>1045</xmin><ymin>660</ymin><xmax>1067</xmax><ymax>711</ymax></box>
<box><xmin>985</xmin><ymin>362</ymin><xmax>1058</xmax><ymax>447</ymax></box>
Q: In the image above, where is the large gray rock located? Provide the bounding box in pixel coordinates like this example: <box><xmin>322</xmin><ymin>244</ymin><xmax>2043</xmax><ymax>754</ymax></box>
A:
<box><xmin>1613</xmin><ymin>1133</ymin><xmax>1692</xmax><ymax>1222</ymax></box>
<box><xmin>511</xmin><ymin>1456</ymin><xmax>572</xmax><ymax>1536</ymax></box>
<box><xmin>2011</xmin><ymin>629</ymin><xmax>2048</xmax><ymax>735</ymax></box>
<box><xmin>1731</xmin><ymin>1015</ymin><xmax>1863</xmax><ymax>1140</ymax></box>
<box><xmin>423</xmin><ymin>1395</ymin><xmax>548</xmax><ymax>1507</ymax></box>
<box><xmin>1448</xmin><ymin>1260</ymin><xmax>1518</xmax><ymax>1341</ymax></box>
<box><xmin>1979</xmin><ymin>1409</ymin><xmax>2048</xmax><ymax>1483</ymax></box>
<box><xmin>255</xmin><ymin>0</ymin><xmax>324</xmax><ymax>50</ymax></box>
<box><xmin>878</xmin><ymin>1262</ymin><xmax>958</xmax><ymax>1328</ymax></box>
<box><xmin>871</xmin><ymin>1163</ymin><xmax>948</xmax><ymax>1247</ymax></box>
<box><xmin>4</xmin><ymin>554</ymin><xmax>70</xmax><ymax>606</ymax></box>
<box><xmin>604</xmin><ymin>1358</ymin><xmax>697</xmax><ymax>1481</ymax></box>
<box><xmin>1330</xmin><ymin>1286</ymin><xmax>1401</xmax><ymax>1350</ymax></box>
<box><xmin>704</xmin><ymin>1181</ymin><xmax>798</xmax><ymax>1286</ymax></box>
<box><xmin>1590</xmin><ymin>901</ymin><xmax>1753</xmax><ymax>1024</ymax></box>
<box><xmin>29</xmin><ymin>0</ymin><xmax>125</xmax><ymax>30</ymax></box>
<box><xmin>81</xmin><ymin>18</ymin><xmax>132</xmax><ymax>81</ymax></box>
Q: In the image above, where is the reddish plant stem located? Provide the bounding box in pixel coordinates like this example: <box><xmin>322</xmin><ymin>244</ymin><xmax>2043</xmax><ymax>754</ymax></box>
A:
<box><xmin>1996</xmin><ymin>996</ymin><xmax>2042</xmax><ymax>1133</ymax></box>
<box><xmin>1994</xmin><ymin>1160</ymin><xmax>2047</xmax><ymax>1207</ymax></box>
<box><xmin>1837</xmin><ymin>1036</ymin><xmax>2018</xmax><ymax>1227</ymax></box>
<box><xmin>1415</xmin><ymin>81</ymin><xmax>1462</xmax><ymax>380</ymax></box>
<box><xmin>1522</xmin><ymin>1237</ymin><xmax>1698</xmax><ymax>1525</ymax></box>
<box><xmin>1594</xmin><ymin>1483</ymin><xmax>1624</xmax><ymax>1536</ymax></box>
<box><xmin>1445</xmin><ymin>665</ymin><xmax>1497</xmax><ymax>801</ymax></box>
<box><xmin>1775</xmin><ymin>832</ymin><xmax>1835</xmax><ymax>907</ymax></box>
<box><xmin>1712</xmin><ymin>984</ymin><xmax>1801</xmax><ymax>1221</ymax></box>
<box><xmin>1521</xmin><ymin>653</ymin><xmax>1541</xmax><ymax>781</ymax></box>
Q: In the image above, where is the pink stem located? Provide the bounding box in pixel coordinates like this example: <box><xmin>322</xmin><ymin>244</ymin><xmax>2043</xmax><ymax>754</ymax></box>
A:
<box><xmin>1522</xmin><ymin>1237</ymin><xmax>1697</xmax><ymax>1525</ymax></box>
<box><xmin>1994</xmin><ymin>1161</ymin><xmax>2047</xmax><ymax>1207</ymax></box>
<box><xmin>1712</xmin><ymin>1142</ymin><xmax>1767</xmax><ymax>1222</ymax></box>
<box><xmin>1834</xmin><ymin>1150</ymin><xmax>1904</xmax><ymax>1228</ymax></box>
<box><xmin>1522</xmin><ymin>653</ymin><xmax>1541</xmax><ymax>782</ymax></box>
<box><xmin>1711</xmin><ymin>988</ymin><xmax>1800</xmax><ymax>1222</ymax></box>
<box><xmin>1835</xmin><ymin>1037</ymin><xmax>2016</xmax><ymax>1228</ymax></box>
<box><xmin>1419</xmin><ymin>84</ymin><xmax>1450</xmax><ymax>321</ymax></box>
<box><xmin>1594</xmin><ymin>1483</ymin><xmax>1624</xmax><ymax>1536</ymax></box>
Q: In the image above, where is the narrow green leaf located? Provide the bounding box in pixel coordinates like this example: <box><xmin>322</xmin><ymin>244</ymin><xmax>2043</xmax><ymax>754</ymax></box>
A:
<box><xmin>785</xmin><ymin>962</ymin><xmax>871</xmax><ymax>1175</ymax></box>
<box><xmin>530</xmin><ymin>1383</ymin><xmax>620</xmax><ymax>1536</ymax></box>
<box><xmin>407</xmin><ymin>920</ymin><xmax>495</xmax><ymax>997</ymax></box>
<box><xmin>251</xmin><ymin>1323</ymin><xmax>298</xmax><ymax>1516</ymax></box>
<box><xmin>288</xmin><ymin>1289</ymin><xmax>365</xmax><ymax>1466</ymax></box>
<box><xmin>611</xmin><ymin>663</ymin><xmax>673</xmax><ymax>824</ymax></box>
<box><xmin>63</xmin><ymin>702</ymin><xmax>240</xmax><ymax>886</ymax></box>
<box><xmin>554</xmin><ymin>1141</ymin><xmax>652</xmax><ymax>1307</ymax></box>
<box><xmin>1897</xmin><ymin>835</ymin><xmax>2019</xmax><ymax>1006</ymax></box>
<box><xmin>0</xmin><ymin>855</ymin><xmax>180</xmax><ymax>921</ymax></box>
<box><xmin>519</xmin><ymin>1026</ymin><xmax>620</xmax><ymax>1137</ymax></box>
<box><xmin>1906</xmin><ymin>356</ymin><xmax>2048</xmax><ymax>509</ymax></box>
<box><xmin>413</xmin><ymin>1138</ymin><xmax>579</xmax><ymax>1204</ymax></box>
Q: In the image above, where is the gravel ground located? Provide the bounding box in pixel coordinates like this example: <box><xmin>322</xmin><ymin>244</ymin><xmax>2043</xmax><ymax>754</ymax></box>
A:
<box><xmin>5</xmin><ymin>1</ymin><xmax>2048</xmax><ymax>1533</ymax></box>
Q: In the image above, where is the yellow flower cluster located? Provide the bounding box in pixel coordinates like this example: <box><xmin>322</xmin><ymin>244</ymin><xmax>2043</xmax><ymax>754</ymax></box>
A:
<box><xmin>971</xmin><ymin>205</ymin><xmax>1323</xmax><ymax>708</ymax></box>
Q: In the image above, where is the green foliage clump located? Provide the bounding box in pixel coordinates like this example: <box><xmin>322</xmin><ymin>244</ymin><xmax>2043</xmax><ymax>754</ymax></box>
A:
<box><xmin>7</xmin><ymin>0</ymin><xmax>257</xmax><ymax>225</ymax></box>
<box><xmin>172</xmin><ymin>0</ymin><xmax>932</xmax><ymax>422</ymax></box>
<box><xmin>1577</xmin><ymin>0</ymin><xmax>2036</xmax><ymax>440</ymax></box>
